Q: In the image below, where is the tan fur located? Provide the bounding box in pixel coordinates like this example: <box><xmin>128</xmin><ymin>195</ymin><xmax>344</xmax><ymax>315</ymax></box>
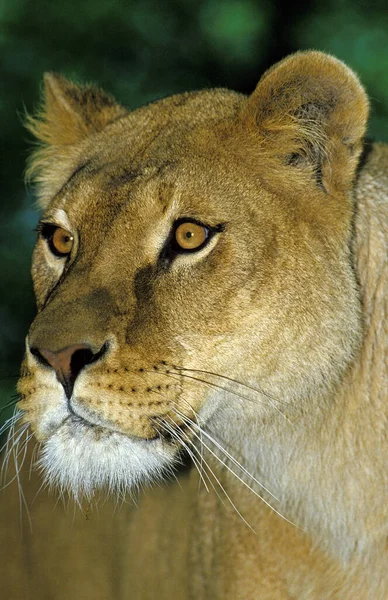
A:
<box><xmin>2</xmin><ymin>51</ymin><xmax>387</xmax><ymax>598</ymax></box>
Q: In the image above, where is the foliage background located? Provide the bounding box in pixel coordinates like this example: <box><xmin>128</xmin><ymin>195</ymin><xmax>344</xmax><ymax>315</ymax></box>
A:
<box><xmin>1</xmin><ymin>0</ymin><xmax>388</xmax><ymax>427</ymax></box>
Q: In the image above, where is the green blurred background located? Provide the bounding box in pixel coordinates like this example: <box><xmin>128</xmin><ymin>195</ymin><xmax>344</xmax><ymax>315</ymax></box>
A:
<box><xmin>1</xmin><ymin>0</ymin><xmax>388</xmax><ymax>428</ymax></box>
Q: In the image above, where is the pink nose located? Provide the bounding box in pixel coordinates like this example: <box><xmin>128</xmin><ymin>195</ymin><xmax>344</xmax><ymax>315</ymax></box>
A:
<box><xmin>30</xmin><ymin>343</ymin><xmax>107</xmax><ymax>398</ymax></box>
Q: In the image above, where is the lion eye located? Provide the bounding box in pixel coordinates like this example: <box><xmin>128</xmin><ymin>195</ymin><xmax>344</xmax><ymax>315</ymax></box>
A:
<box><xmin>174</xmin><ymin>222</ymin><xmax>209</xmax><ymax>251</ymax></box>
<box><xmin>38</xmin><ymin>224</ymin><xmax>74</xmax><ymax>258</ymax></box>
<box><xmin>50</xmin><ymin>227</ymin><xmax>74</xmax><ymax>256</ymax></box>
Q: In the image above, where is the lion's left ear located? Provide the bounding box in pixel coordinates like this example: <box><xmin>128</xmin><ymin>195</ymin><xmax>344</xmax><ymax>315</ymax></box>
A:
<box><xmin>243</xmin><ymin>51</ymin><xmax>369</xmax><ymax>194</ymax></box>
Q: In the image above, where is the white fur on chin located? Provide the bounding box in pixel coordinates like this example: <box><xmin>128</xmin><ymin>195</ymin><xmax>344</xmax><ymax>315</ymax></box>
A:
<box><xmin>38</xmin><ymin>417</ymin><xmax>178</xmax><ymax>500</ymax></box>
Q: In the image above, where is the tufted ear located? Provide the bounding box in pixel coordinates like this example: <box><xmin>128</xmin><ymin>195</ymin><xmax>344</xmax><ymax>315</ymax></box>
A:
<box><xmin>243</xmin><ymin>51</ymin><xmax>369</xmax><ymax>195</ymax></box>
<box><xmin>26</xmin><ymin>74</ymin><xmax>127</xmax><ymax>204</ymax></box>
<box><xmin>27</xmin><ymin>73</ymin><xmax>127</xmax><ymax>147</ymax></box>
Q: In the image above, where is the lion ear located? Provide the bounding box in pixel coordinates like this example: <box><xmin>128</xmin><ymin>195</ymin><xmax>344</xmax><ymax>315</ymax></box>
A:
<box><xmin>25</xmin><ymin>74</ymin><xmax>127</xmax><ymax>204</ymax></box>
<box><xmin>243</xmin><ymin>51</ymin><xmax>369</xmax><ymax>194</ymax></box>
<box><xmin>27</xmin><ymin>73</ymin><xmax>127</xmax><ymax>147</ymax></box>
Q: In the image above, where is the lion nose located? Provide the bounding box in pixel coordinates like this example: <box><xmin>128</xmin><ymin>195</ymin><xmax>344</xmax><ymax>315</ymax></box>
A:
<box><xmin>30</xmin><ymin>343</ymin><xmax>108</xmax><ymax>399</ymax></box>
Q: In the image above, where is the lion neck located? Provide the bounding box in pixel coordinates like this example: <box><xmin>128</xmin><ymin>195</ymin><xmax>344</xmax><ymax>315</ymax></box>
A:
<box><xmin>207</xmin><ymin>143</ymin><xmax>388</xmax><ymax>567</ymax></box>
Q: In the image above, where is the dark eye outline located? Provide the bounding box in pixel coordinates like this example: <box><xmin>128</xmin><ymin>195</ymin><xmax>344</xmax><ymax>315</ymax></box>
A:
<box><xmin>159</xmin><ymin>218</ymin><xmax>226</xmax><ymax>265</ymax></box>
<box><xmin>36</xmin><ymin>222</ymin><xmax>74</xmax><ymax>258</ymax></box>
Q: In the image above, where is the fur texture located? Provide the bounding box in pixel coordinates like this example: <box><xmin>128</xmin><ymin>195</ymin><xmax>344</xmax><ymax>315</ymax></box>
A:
<box><xmin>2</xmin><ymin>51</ymin><xmax>387</xmax><ymax>599</ymax></box>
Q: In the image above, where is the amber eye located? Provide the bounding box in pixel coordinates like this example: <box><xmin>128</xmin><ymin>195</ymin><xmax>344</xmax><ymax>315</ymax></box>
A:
<box><xmin>175</xmin><ymin>222</ymin><xmax>209</xmax><ymax>251</ymax></box>
<box><xmin>49</xmin><ymin>227</ymin><xmax>74</xmax><ymax>257</ymax></box>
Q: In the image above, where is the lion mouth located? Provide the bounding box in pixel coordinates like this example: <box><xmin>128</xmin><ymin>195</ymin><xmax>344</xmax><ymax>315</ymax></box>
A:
<box><xmin>18</xmin><ymin>368</ymin><xmax>198</xmax><ymax>499</ymax></box>
<box><xmin>63</xmin><ymin>411</ymin><xmax>183</xmax><ymax>444</ymax></box>
<box><xmin>45</xmin><ymin>411</ymin><xmax>167</xmax><ymax>448</ymax></box>
<box><xmin>61</xmin><ymin>389</ymin><xmax>193</xmax><ymax>447</ymax></box>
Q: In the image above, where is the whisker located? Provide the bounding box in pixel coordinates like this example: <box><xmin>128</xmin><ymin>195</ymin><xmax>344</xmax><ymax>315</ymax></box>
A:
<box><xmin>29</xmin><ymin>441</ymin><xmax>41</xmax><ymax>480</ymax></box>
<box><xmin>161</xmin><ymin>415</ymin><xmax>257</xmax><ymax>533</ymax></box>
<box><xmin>159</xmin><ymin>418</ymin><xmax>216</xmax><ymax>497</ymax></box>
<box><xmin>1</xmin><ymin>420</ymin><xmax>28</xmax><ymax>461</ymax></box>
<box><xmin>1</xmin><ymin>427</ymin><xmax>32</xmax><ymax>490</ymax></box>
<box><xmin>148</xmin><ymin>386</ymin><xmax>281</xmax><ymax>507</ymax></box>
<box><xmin>167</xmin><ymin>364</ymin><xmax>293</xmax><ymax>410</ymax></box>
<box><xmin>12</xmin><ymin>426</ymin><xmax>32</xmax><ymax>530</ymax></box>
<box><xmin>171</xmin><ymin>407</ymin><xmax>298</xmax><ymax>529</ymax></box>
<box><xmin>5</xmin><ymin>431</ymin><xmax>35</xmax><ymax>480</ymax></box>
<box><xmin>0</xmin><ymin>411</ymin><xmax>23</xmax><ymax>440</ymax></box>
<box><xmin>180</xmin><ymin>371</ymin><xmax>294</xmax><ymax>425</ymax></box>
<box><xmin>148</xmin><ymin>387</ymin><xmax>207</xmax><ymax>495</ymax></box>
<box><xmin>32</xmin><ymin>479</ymin><xmax>46</xmax><ymax>504</ymax></box>
<box><xmin>1</xmin><ymin>420</ymin><xmax>28</xmax><ymax>483</ymax></box>
<box><xmin>153</xmin><ymin>417</ymin><xmax>209</xmax><ymax>493</ymax></box>
<box><xmin>0</xmin><ymin>397</ymin><xmax>21</xmax><ymax>418</ymax></box>
<box><xmin>172</xmin><ymin>399</ymin><xmax>279</xmax><ymax>502</ymax></box>
<box><xmin>165</xmin><ymin>423</ymin><xmax>209</xmax><ymax>493</ymax></box>
<box><xmin>147</xmin><ymin>367</ymin><xmax>293</xmax><ymax>425</ymax></box>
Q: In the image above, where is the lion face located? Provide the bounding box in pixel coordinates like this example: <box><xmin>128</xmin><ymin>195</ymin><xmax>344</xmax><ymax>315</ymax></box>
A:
<box><xmin>17</xmin><ymin>52</ymin><xmax>368</xmax><ymax>498</ymax></box>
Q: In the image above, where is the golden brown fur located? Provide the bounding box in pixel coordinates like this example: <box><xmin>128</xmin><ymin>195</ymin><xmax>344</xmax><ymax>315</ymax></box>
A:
<box><xmin>1</xmin><ymin>51</ymin><xmax>387</xmax><ymax>599</ymax></box>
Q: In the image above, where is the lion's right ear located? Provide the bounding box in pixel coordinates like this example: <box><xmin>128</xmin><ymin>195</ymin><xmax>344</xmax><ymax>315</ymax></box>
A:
<box><xmin>28</xmin><ymin>73</ymin><xmax>127</xmax><ymax>147</ymax></box>
<box><xmin>26</xmin><ymin>74</ymin><xmax>127</xmax><ymax>205</ymax></box>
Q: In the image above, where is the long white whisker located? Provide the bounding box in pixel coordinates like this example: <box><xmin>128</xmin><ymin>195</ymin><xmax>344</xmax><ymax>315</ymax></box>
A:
<box><xmin>0</xmin><ymin>410</ymin><xmax>22</xmax><ymax>430</ymax></box>
<box><xmin>161</xmin><ymin>417</ymin><xmax>256</xmax><ymax>533</ymax></box>
<box><xmin>148</xmin><ymin>386</ymin><xmax>205</xmax><ymax>491</ymax></box>
<box><xmin>173</xmin><ymin>365</ymin><xmax>293</xmax><ymax>410</ymax></box>
<box><xmin>165</xmin><ymin>394</ymin><xmax>207</xmax><ymax>496</ymax></box>
<box><xmin>174</xmin><ymin>410</ymin><xmax>298</xmax><ymax>529</ymax></box>
<box><xmin>2</xmin><ymin>421</ymin><xmax>28</xmax><ymax>462</ymax></box>
<box><xmin>1</xmin><ymin>420</ymin><xmax>29</xmax><ymax>486</ymax></box>
<box><xmin>1</xmin><ymin>411</ymin><xmax>24</xmax><ymax>480</ymax></box>
<box><xmin>156</xmin><ymin>418</ymin><xmax>210</xmax><ymax>493</ymax></box>
<box><xmin>12</xmin><ymin>426</ymin><xmax>32</xmax><ymax>530</ymax></box>
<box><xmin>29</xmin><ymin>441</ymin><xmax>41</xmax><ymax>480</ymax></box>
<box><xmin>0</xmin><ymin>412</ymin><xmax>23</xmax><ymax>448</ymax></box>
<box><xmin>32</xmin><ymin>475</ymin><xmax>51</xmax><ymax>506</ymax></box>
<box><xmin>151</xmin><ymin>367</ymin><xmax>293</xmax><ymax>425</ymax></box>
<box><xmin>173</xmin><ymin>398</ymin><xmax>279</xmax><ymax>502</ymax></box>
<box><xmin>1</xmin><ymin>432</ymin><xmax>35</xmax><ymax>491</ymax></box>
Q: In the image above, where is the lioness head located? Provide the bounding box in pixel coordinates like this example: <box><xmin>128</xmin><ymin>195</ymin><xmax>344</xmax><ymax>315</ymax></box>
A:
<box><xmin>17</xmin><ymin>51</ymin><xmax>368</xmax><ymax>498</ymax></box>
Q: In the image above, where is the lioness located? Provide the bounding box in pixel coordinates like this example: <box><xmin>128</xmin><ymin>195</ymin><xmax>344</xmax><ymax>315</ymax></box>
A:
<box><xmin>3</xmin><ymin>51</ymin><xmax>388</xmax><ymax>599</ymax></box>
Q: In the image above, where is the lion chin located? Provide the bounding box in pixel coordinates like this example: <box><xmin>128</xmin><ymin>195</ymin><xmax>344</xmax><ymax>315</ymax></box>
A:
<box><xmin>38</xmin><ymin>417</ymin><xmax>177</xmax><ymax>499</ymax></box>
